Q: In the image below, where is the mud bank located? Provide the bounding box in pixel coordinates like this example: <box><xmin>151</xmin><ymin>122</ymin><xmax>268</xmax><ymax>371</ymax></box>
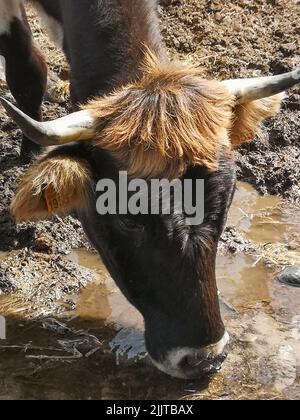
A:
<box><xmin>159</xmin><ymin>0</ymin><xmax>300</xmax><ymax>203</ymax></box>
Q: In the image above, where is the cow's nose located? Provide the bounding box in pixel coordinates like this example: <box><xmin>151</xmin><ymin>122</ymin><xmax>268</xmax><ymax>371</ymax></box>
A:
<box><xmin>151</xmin><ymin>332</ymin><xmax>229</xmax><ymax>379</ymax></box>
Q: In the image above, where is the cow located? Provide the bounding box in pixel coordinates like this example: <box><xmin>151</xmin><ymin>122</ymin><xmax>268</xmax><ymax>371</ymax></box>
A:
<box><xmin>0</xmin><ymin>0</ymin><xmax>299</xmax><ymax>379</ymax></box>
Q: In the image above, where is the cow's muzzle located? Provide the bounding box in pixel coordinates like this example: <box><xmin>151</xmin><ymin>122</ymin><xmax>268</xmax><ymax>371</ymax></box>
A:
<box><xmin>150</xmin><ymin>332</ymin><xmax>230</xmax><ymax>379</ymax></box>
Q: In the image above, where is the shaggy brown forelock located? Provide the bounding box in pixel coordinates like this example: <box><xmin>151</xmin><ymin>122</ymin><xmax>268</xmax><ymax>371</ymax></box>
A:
<box><xmin>86</xmin><ymin>52</ymin><xmax>234</xmax><ymax>179</ymax></box>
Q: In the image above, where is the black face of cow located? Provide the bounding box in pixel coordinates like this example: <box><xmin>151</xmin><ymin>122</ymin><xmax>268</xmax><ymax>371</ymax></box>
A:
<box><xmin>65</xmin><ymin>143</ymin><xmax>236</xmax><ymax>379</ymax></box>
<box><xmin>14</xmin><ymin>141</ymin><xmax>235</xmax><ymax>379</ymax></box>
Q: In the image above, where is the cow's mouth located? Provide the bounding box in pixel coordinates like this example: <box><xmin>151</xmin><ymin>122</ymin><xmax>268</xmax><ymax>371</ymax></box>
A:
<box><xmin>177</xmin><ymin>347</ymin><xmax>229</xmax><ymax>379</ymax></box>
<box><xmin>149</xmin><ymin>332</ymin><xmax>230</xmax><ymax>379</ymax></box>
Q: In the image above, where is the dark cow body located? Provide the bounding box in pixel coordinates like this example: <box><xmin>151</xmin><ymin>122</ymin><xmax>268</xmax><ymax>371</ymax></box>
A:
<box><xmin>35</xmin><ymin>0</ymin><xmax>62</xmax><ymax>22</ymax></box>
<box><xmin>0</xmin><ymin>2</ymin><xmax>47</xmax><ymax>161</ymax></box>
<box><xmin>36</xmin><ymin>0</ymin><xmax>166</xmax><ymax>103</ymax></box>
<box><xmin>58</xmin><ymin>0</ymin><xmax>166</xmax><ymax>103</ymax></box>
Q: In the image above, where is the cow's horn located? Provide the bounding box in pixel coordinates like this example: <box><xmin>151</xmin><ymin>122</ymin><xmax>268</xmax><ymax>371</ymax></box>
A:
<box><xmin>0</xmin><ymin>97</ymin><xmax>95</xmax><ymax>146</ymax></box>
<box><xmin>222</xmin><ymin>68</ymin><xmax>300</xmax><ymax>104</ymax></box>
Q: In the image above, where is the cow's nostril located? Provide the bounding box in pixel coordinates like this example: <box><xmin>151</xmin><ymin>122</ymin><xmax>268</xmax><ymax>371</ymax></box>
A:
<box><xmin>177</xmin><ymin>349</ymin><xmax>227</xmax><ymax>378</ymax></box>
<box><xmin>178</xmin><ymin>353</ymin><xmax>197</xmax><ymax>370</ymax></box>
<box><xmin>178</xmin><ymin>350</ymin><xmax>213</xmax><ymax>373</ymax></box>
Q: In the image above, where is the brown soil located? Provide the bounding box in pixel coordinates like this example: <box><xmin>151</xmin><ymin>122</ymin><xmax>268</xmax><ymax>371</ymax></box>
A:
<box><xmin>0</xmin><ymin>250</ymin><xmax>93</xmax><ymax>315</ymax></box>
<box><xmin>159</xmin><ymin>0</ymin><xmax>300</xmax><ymax>203</ymax></box>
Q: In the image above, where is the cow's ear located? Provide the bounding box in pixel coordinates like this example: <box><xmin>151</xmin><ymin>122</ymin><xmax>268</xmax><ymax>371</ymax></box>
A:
<box><xmin>11</xmin><ymin>155</ymin><xmax>92</xmax><ymax>221</ymax></box>
<box><xmin>229</xmin><ymin>93</ymin><xmax>284</xmax><ymax>146</ymax></box>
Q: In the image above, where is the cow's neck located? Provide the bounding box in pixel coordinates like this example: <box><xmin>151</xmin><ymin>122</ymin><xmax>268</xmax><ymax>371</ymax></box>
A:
<box><xmin>59</xmin><ymin>0</ymin><xmax>167</xmax><ymax>104</ymax></box>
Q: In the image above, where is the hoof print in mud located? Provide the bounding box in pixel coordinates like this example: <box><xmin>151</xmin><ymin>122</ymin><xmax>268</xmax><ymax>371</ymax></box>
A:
<box><xmin>276</xmin><ymin>266</ymin><xmax>300</xmax><ymax>288</ymax></box>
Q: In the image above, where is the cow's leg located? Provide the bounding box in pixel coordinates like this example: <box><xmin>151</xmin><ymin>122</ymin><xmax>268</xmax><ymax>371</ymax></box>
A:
<box><xmin>0</xmin><ymin>1</ymin><xmax>47</xmax><ymax>163</ymax></box>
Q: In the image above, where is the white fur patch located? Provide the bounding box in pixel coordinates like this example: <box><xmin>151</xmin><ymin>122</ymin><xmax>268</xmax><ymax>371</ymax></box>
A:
<box><xmin>0</xmin><ymin>0</ymin><xmax>23</xmax><ymax>35</ymax></box>
<box><xmin>150</xmin><ymin>332</ymin><xmax>230</xmax><ymax>379</ymax></box>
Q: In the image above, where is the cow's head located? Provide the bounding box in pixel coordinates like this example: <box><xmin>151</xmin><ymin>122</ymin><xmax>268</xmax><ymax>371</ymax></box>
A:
<box><xmin>2</xmin><ymin>54</ymin><xmax>299</xmax><ymax>378</ymax></box>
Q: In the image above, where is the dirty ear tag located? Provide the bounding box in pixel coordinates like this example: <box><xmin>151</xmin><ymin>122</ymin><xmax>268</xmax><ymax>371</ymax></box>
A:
<box><xmin>44</xmin><ymin>185</ymin><xmax>64</xmax><ymax>213</ymax></box>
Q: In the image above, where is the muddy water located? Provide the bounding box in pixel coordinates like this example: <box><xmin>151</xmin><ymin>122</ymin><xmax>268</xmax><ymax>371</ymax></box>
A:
<box><xmin>0</xmin><ymin>182</ymin><xmax>299</xmax><ymax>400</ymax></box>
<box><xmin>228</xmin><ymin>182</ymin><xmax>300</xmax><ymax>244</ymax></box>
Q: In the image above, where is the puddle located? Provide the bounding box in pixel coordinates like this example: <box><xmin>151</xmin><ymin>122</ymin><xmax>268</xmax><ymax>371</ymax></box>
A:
<box><xmin>0</xmin><ymin>182</ymin><xmax>299</xmax><ymax>400</ymax></box>
<box><xmin>68</xmin><ymin>249</ymin><xmax>146</xmax><ymax>361</ymax></box>
<box><xmin>228</xmin><ymin>182</ymin><xmax>300</xmax><ymax>244</ymax></box>
<box><xmin>217</xmin><ymin>254</ymin><xmax>272</xmax><ymax>306</ymax></box>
